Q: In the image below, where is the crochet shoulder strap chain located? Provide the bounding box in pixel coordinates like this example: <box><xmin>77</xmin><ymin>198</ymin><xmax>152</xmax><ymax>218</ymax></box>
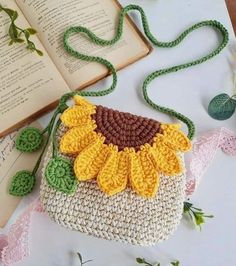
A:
<box><xmin>62</xmin><ymin>4</ymin><xmax>228</xmax><ymax>140</ymax></box>
<box><xmin>9</xmin><ymin>4</ymin><xmax>229</xmax><ymax>197</ymax></box>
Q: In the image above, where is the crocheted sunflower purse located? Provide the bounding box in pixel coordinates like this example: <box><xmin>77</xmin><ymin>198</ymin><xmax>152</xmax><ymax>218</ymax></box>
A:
<box><xmin>9</xmin><ymin>5</ymin><xmax>228</xmax><ymax>246</ymax></box>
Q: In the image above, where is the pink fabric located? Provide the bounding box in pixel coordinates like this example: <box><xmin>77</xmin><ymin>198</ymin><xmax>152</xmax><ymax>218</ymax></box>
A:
<box><xmin>1</xmin><ymin>199</ymin><xmax>43</xmax><ymax>266</ymax></box>
<box><xmin>1</xmin><ymin>127</ymin><xmax>235</xmax><ymax>265</ymax></box>
<box><xmin>0</xmin><ymin>235</ymin><xmax>8</xmax><ymax>257</ymax></box>
<box><xmin>221</xmin><ymin>136</ymin><xmax>236</xmax><ymax>155</ymax></box>
<box><xmin>185</xmin><ymin>127</ymin><xmax>236</xmax><ymax>196</ymax></box>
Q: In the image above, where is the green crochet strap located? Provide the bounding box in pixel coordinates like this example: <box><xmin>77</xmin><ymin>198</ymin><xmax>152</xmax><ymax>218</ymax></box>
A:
<box><xmin>63</xmin><ymin>4</ymin><xmax>229</xmax><ymax>139</ymax></box>
<box><xmin>63</xmin><ymin>31</ymin><xmax>117</xmax><ymax>98</ymax></box>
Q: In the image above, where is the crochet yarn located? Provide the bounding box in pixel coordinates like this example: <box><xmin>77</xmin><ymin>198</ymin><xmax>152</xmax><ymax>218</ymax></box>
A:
<box><xmin>45</xmin><ymin>157</ymin><xmax>77</xmax><ymax>194</ymax></box>
<box><xmin>91</xmin><ymin>105</ymin><xmax>161</xmax><ymax>151</ymax></box>
<box><xmin>40</xmin><ymin>125</ymin><xmax>186</xmax><ymax>246</ymax></box>
<box><xmin>16</xmin><ymin>127</ymin><xmax>43</xmax><ymax>152</ymax></box>
<box><xmin>9</xmin><ymin>3</ymin><xmax>229</xmax><ymax>198</ymax></box>
<box><xmin>63</xmin><ymin>5</ymin><xmax>229</xmax><ymax>140</ymax></box>
<box><xmin>7</xmin><ymin>2</ymin><xmax>229</xmax><ymax>247</ymax></box>
<box><xmin>58</xmin><ymin>96</ymin><xmax>191</xmax><ymax>198</ymax></box>
<box><xmin>9</xmin><ymin>171</ymin><xmax>35</xmax><ymax>196</ymax></box>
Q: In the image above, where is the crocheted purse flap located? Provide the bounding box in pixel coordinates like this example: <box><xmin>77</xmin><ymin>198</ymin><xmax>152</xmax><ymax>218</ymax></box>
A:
<box><xmin>91</xmin><ymin>105</ymin><xmax>161</xmax><ymax>151</ymax></box>
<box><xmin>43</xmin><ymin>96</ymin><xmax>191</xmax><ymax>199</ymax></box>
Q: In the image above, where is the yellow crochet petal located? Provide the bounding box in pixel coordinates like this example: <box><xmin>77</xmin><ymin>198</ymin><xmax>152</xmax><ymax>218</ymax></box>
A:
<box><xmin>60</xmin><ymin>125</ymin><xmax>97</xmax><ymax>154</ymax></box>
<box><xmin>128</xmin><ymin>147</ymin><xmax>159</xmax><ymax>198</ymax></box>
<box><xmin>74</xmin><ymin>136</ymin><xmax>110</xmax><ymax>181</ymax></box>
<box><xmin>60</xmin><ymin>106</ymin><xmax>95</xmax><ymax>128</ymax></box>
<box><xmin>150</xmin><ymin>136</ymin><xmax>182</xmax><ymax>176</ymax></box>
<box><xmin>160</xmin><ymin>124</ymin><xmax>192</xmax><ymax>152</ymax></box>
<box><xmin>97</xmin><ymin>147</ymin><xmax>128</xmax><ymax>196</ymax></box>
<box><xmin>74</xmin><ymin>95</ymin><xmax>95</xmax><ymax>110</ymax></box>
<box><xmin>163</xmin><ymin>123</ymin><xmax>181</xmax><ymax>130</ymax></box>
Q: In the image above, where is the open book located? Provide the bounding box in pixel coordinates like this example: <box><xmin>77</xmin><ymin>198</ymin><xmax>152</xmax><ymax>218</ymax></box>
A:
<box><xmin>0</xmin><ymin>0</ymin><xmax>151</xmax><ymax>137</ymax></box>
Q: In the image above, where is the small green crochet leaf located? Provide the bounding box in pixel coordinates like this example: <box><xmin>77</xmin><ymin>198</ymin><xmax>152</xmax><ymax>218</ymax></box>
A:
<box><xmin>16</xmin><ymin>127</ymin><xmax>43</xmax><ymax>152</ymax></box>
<box><xmin>9</xmin><ymin>170</ymin><xmax>36</xmax><ymax>196</ymax></box>
<box><xmin>45</xmin><ymin>157</ymin><xmax>77</xmax><ymax>194</ymax></box>
<box><xmin>208</xmin><ymin>93</ymin><xmax>236</xmax><ymax>120</ymax></box>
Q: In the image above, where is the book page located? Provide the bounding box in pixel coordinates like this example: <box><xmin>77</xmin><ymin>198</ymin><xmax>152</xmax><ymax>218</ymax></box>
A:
<box><xmin>16</xmin><ymin>0</ymin><xmax>150</xmax><ymax>90</ymax></box>
<box><xmin>0</xmin><ymin>122</ymin><xmax>42</xmax><ymax>228</ymax></box>
<box><xmin>0</xmin><ymin>0</ymin><xmax>70</xmax><ymax>136</ymax></box>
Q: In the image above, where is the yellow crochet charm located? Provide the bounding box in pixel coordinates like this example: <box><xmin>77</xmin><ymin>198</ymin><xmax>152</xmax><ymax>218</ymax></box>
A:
<box><xmin>59</xmin><ymin>96</ymin><xmax>191</xmax><ymax>198</ymax></box>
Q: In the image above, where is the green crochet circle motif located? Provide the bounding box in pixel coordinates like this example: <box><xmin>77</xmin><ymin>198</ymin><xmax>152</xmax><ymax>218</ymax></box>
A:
<box><xmin>16</xmin><ymin>127</ymin><xmax>43</xmax><ymax>152</ymax></box>
<box><xmin>45</xmin><ymin>157</ymin><xmax>77</xmax><ymax>194</ymax></box>
<box><xmin>9</xmin><ymin>170</ymin><xmax>36</xmax><ymax>196</ymax></box>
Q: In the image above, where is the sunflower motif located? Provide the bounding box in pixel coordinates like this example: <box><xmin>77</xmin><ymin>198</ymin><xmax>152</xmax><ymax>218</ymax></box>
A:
<box><xmin>58</xmin><ymin>96</ymin><xmax>191</xmax><ymax>198</ymax></box>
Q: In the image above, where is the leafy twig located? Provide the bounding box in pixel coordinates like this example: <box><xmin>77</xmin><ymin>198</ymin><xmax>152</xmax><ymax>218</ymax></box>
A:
<box><xmin>171</xmin><ymin>261</ymin><xmax>180</xmax><ymax>266</ymax></box>
<box><xmin>136</xmin><ymin>258</ymin><xmax>159</xmax><ymax>266</ymax></box>
<box><xmin>0</xmin><ymin>4</ymin><xmax>43</xmax><ymax>55</ymax></box>
<box><xmin>77</xmin><ymin>252</ymin><xmax>93</xmax><ymax>266</ymax></box>
<box><xmin>136</xmin><ymin>258</ymin><xmax>180</xmax><ymax>266</ymax></box>
<box><xmin>183</xmin><ymin>201</ymin><xmax>214</xmax><ymax>229</ymax></box>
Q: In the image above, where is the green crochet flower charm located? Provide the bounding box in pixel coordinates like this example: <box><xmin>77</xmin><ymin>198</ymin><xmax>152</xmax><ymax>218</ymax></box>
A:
<box><xmin>208</xmin><ymin>93</ymin><xmax>236</xmax><ymax>120</ymax></box>
<box><xmin>45</xmin><ymin>157</ymin><xmax>77</xmax><ymax>194</ymax></box>
<box><xmin>16</xmin><ymin>127</ymin><xmax>43</xmax><ymax>152</ymax></box>
<box><xmin>9</xmin><ymin>170</ymin><xmax>36</xmax><ymax>196</ymax></box>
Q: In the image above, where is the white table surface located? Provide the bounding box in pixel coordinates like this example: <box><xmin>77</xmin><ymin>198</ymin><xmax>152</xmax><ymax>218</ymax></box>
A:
<box><xmin>1</xmin><ymin>0</ymin><xmax>236</xmax><ymax>265</ymax></box>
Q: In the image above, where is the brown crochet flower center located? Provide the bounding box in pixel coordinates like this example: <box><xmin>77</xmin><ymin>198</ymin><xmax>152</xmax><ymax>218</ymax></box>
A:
<box><xmin>91</xmin><ymin>105</ymin><xmax>161</xmax><ymax>151</ymax></box>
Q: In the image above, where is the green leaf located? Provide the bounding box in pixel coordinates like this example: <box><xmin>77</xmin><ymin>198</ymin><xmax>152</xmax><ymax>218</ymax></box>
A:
<box><xmin>208</xmin><ymin>93</ymin><xmax>236</xmax><ymax>120</ymax></box>
<box><xmin>171</xmin><ymin>260</ymin><xmax>180</xmax><ymax>266</ymax></box>
<box><xmin>16</xmin><ymin>127</ymin><xmax>43</xmax><ymax>152</ymax></box>
<box><xmin>45</xmin><ymin>157</ymin><xmax>77</xmax><ymax>194</ymax></box>
<box><xmin>15</xmin><ymin>38</ymin><xmax>24</xmax><ymax>43</ymax></box>
<box><xmin>26</xmin><ymin>28</ymin><xmax>37</xmax><ymax>35</ymax></box>
<box><xmin>83</xmin><ymin>260</ymin><xmax>93</xmax><ymax>265</ymax></box>
<box><xmin>4</xmin><ymin>8</ymin><xmax>15</xmax><ymax>17</ymax></box>
<box><xmin>9</xmin><ymin>24</ymin><xmax>18</xmax><ymax>40</ymax></box>
<box><xmin>204</xmin><ymin>215</ymin><xmax>214</xmax><ymax>218</ymax></box>
<box><xmin>36</xmin><ymin>49</ymin><xmax>43</xmax><ymax>56</ymax></box>
<box><xmin>194</xmin><ymin>213</ymin><xmax>205</xmax><ymax>226</ymax></box>
<box><xmin>9</xmin><ymin>170</ymin><xmax>36</xmax><ymax>196</ymax></box>
<box><xmin>77</xmin><ymin>253</ymin><xmax>83</xmax><ymax>264</ymax></box>
<box><xmin>136</xmin><ymin>258</ymin><xmax>145</xmax><ymax>264</ymax></box>
<box><xmin>25</xmin><ymin>30</ymin><xmax>30</xmax><ymax>39</ymax></box>
<box><xmin>12</xmin><ymin>11</ymin><xmax>18</xmax><ymax>21</ymax></box>
<box><xmin>183</xmin><ymin>202</ymin><xmax>192</xmax><ymax>213</ymax></box>
<box><xmin>1</xmin><ymin>6</ymin><xmax>42</xmax><ymax>57</ymax></box>
<box><xmin>183</xmin><ymin>201</ymin><xmax>214</xmax><ymax>229</ymax></box>
<box><xmin>26</xmin><ymin>41</ymin><xmax>36</xmax><ymax>51</ymax></box>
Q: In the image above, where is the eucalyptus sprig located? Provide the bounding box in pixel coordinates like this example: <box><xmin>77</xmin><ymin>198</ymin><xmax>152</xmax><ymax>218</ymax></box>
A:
<box><xmin>0</xmin><ymin>4</ymin><xmax>43</xmax><ymax>55</ymax></box>
<box><xmin>77</xmin><ymin>252</ymin><xmax>93</xmax><ymax>266</ymax></box>
<box><xmin>136</xmin><ymin>258</ymin><xmax>180</xmax><ymax>266</ymax></box>
<box><xmin>208</xmin><ymin>47</ymin><xmax>236</xmax><ymax>120</ymax></box>
<box><xmin>183</xmin><ymin>201</ymin><xmax>214</xmax><ymax>229</ymax></box>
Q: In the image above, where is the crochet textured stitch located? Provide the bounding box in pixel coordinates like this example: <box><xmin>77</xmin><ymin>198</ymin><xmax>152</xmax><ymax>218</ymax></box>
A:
<box><xmin>57</xmin><ymin>96</ymin><xmax>191</xmax><ymax>198</ymax></box>
<box><xmin>9</xmin><ymin>4</ymin><xmax>229</xmax><ymax>200</ymax></box>
<box><xmin>10</xmin><ymin>3</ymin><xmax>229</xmax><ymax>247</ymax></box>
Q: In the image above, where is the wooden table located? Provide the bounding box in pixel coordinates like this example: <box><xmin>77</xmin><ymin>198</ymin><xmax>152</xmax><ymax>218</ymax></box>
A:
<box><xmin>226</xmin><ymin>0</ymin><xmax>236</xmax><ymax>33</ymax></box>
